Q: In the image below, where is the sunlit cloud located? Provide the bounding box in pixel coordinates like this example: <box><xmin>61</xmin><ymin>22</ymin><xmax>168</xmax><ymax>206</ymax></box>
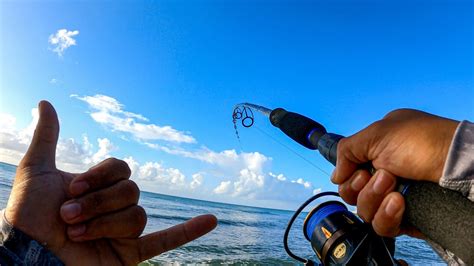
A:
<box><xmin>190</xmin><ymin>173</ymin><xmax>204</xmax><ymax>189</ymax></box>
<box><xmin>48</xmin><ymin>29</ymin><xmax>79</xmax><ymax>57</ymax></box>
<box><xmin>138</xmin><ymin>134</ymin><xmax>321</xmax><ymax>204</ymax></box>
<box><xmin>72</xmin><ymin>94</ymin><xmax>196</xmax><ymax>144</ymax></box>
<box><xmin>152</xmin><ymin>145</ymin><xmax>270</xmax><ymax>174</ymax></box>
<box><xmin>0</xmin><ymin>106</ymin><xmax>322</xmax><ymax>209</ymax></box>
<box><xmin>0</xmin><ymin>109</ymin><xmax>114</xmax><ymax>172</ymax></box>
<box><xmin>213</xmin><ymin>181</ymin><xmax>231</xmax><ymax>194</ymax></box>
<box><xmin>269</xmin><ymin>172</ymin><xmax>287</xmax><ymax>181</ymax></box>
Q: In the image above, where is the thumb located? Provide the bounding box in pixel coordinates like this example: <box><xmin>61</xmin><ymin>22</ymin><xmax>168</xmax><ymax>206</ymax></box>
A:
<box><xmin>19</xmin><ymin>100</ymin><xmax>60</xmax><ymax>170</ymax></box>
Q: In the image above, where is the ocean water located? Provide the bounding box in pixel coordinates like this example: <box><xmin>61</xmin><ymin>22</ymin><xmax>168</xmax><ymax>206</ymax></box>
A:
<box><xmin>0</xmin><ymin>162</ymin><xmax>445</xmax><ymax>265</ymax></box>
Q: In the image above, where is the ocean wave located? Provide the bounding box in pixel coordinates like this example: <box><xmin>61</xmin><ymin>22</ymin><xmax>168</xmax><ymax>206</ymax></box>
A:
<box><xmin>147</xmin><ymin>213</ymin><xmax>191</xmax><ymax>222</ymax></box>
<box><xmin>147</xmin><ymin>213</ymin><xmax>278</xmax><ymax>228</ymax></box>
<box><xmin>143</xmin><ymin>258</ymin><xmax>297</xmax><ymax>266</ymax></box>
<box><xmin>217</xmin><ymin>219</ymin><xmax>277</xmax><ymax>228</ymax></box>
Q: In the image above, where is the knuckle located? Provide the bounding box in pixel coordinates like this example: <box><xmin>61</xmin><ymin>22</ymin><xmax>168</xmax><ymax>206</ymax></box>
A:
<box><xmin>366</xmin><ymin>120</ymin><xmax>383</xmax><ymax>135</ymax></box>
<box><xmin>105</xmin><ymin>157</ymin><xmax>119</xmax><ymax>164</ymax></box>
<box><xmin>90</xmin><ymin>216</ymin><xmax>109</xmax><ymax>232</ymax></box>
<box><xmin>101</xmin><ymin>157</ymin><xmax>120</xmax><ymax>169</ymax></box>
<box><xmin>380</xmin><ymin>169</ymin><xmax>397</xmax><ymax>183</ymax></box>
<box><xmin>356</xmin><ymin>190</ymin><xmax>372</xmax><ymax>222</ymax></box>
<box><xmin>136</xmin><ymin>206</ymin><xmax>147</xmax><ymax>226</ymax></box>
<box><xmin>338</xmin><ymin>185</ymin><xmax>356</xmax><ymax>205</ymax></box>
<box><xmin>372</xmin><ymin>220</ymin><xmax>390</xmax><ymax>237</ymax></box>
<box><xmin>357</xmin><ymin>186</ymin><xmax>369</xmax><ymax>205</ymax></box>
<box><xmin>88</xmin><ymin>192</ymin><xmax>105</xmax><ymax>212</ymax></box>
<box><xmin>357</xmin><ymin>208</ymin><xmax>370</xmax><ymax>223</ymax></box>
<box><xmin>131</xmin><ymin>206</ymin><xmax>147</xmax><ymax>236</ymax></box>
<box><xmin>358</xmin><ymin>169</ymin><xmax>372</xmax><ymax>181</ymax></box>
<box><xmin>90</xmin><ymin>162</ymin><xmax>107</xmax><ymax>178</ymax></box>
<box><xmin>383</xmin><ymin>108</ymin><xmax>415</xmax><ymax>120</ymax></box>
<box><xmin>39</xmin><ymin>125</ymin><xmax>59</xmax><ymax>143</ymax></box>
<box><xmin>337</xmin><ymin>138</ymin><xmax>348</xmax><ymax>154</ymax></box>
<box><xmin>106</xmin><ymin>157</ymin><xmax>127</xmax><ymax>171</ymax></box>
<box><xmin>373</xmin><ymin>217</ymin><xmax>398</xmax><ymax>237</ymax></box>
<box><xmin>157</xmin><ymin>230</ymin><xmax>169</xmax><ymax>253</ymax></box>
<box><xmin>122</xmin><ymin>180</ymin><xmax>140</xmax><ymax>202</ymax></box>
<box><xmin>115</xmin><ymin>158</ymin><xmax>132</xmax><ymax>178</ymax></box>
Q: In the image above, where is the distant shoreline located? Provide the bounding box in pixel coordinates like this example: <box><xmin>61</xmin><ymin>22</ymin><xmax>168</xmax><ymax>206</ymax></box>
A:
<box><xmin>141</xmin><ymin>190</ymin><xmax>295</xmax><ymax>213</ymax></box>
<box><xmin>0</xmin><ymin>161</ymin><xmax>296</xmax><ymax>212</ymax></box>
<box><xmin>0</xmin><ymin>161</ymin><xmax>17</xmax><ymax>168</ymax></box>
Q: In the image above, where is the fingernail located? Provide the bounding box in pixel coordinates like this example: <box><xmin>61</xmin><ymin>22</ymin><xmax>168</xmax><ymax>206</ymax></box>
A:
<box><xmin>70</xmin><ymin>181</ymin><xmax>89</xmax><ymax>195</ymax></box>
<box><xmin>373</xmin><ymin>171</ymin><xmax>393</xmax><ymax>195</ymax></box>
<box><xmin>350</xmin><ymin>174</ymin><xmax>366</xmax><ymax>191</ymax></box>
<box><xmin>68</xmin><ymin>224</ymin><xmax>86</xmax><ymax>237</ymax></box>
<box><xmin>385</xmin><ymin>197</ymin><xmax>401</xmax><ymax>217</ymax></box>
<box><xmin>61</xmin><ymin>202</ymin><xmax>81</xmax><ymax>220</ymax></box>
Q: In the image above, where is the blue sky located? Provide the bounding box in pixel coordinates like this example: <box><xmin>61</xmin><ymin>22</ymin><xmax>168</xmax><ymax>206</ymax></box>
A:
<box><xmin>0</xmin><ymin>0</ymin><xmax>473</xmax><ymax>209</ymax></box>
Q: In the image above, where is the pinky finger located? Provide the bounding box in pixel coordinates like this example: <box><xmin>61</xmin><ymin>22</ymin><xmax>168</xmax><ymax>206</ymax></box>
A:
<box><xmin>137</xmin><ymin>214</ymin><xmax>218</xmax><ymax>262</ymax></box>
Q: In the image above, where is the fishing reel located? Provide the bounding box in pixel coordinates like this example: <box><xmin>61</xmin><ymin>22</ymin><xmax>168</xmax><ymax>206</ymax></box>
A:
<box><xmin>234</xmin><ymin>104</ymin><xmax>474</xmax><ymax>264</ymax></box>
<box><xmin>284</xmin><ymin>191</ymin><xmax>401</xmax><ymax>266</ymax></box>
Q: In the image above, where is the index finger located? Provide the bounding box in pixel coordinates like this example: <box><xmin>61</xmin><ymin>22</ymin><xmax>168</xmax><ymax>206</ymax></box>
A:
<box><xmin>69</xmin><ymin>158</ymin><xmax>131</xmax><ymax>196</ymax></box>
<box><xmin>137</xmin><ymin>214</ymin><xmax>217</xmax><ymax>262</ymax></box>
<box><xmin>331</xmin><ymin>122</ymin><xmax>379</xmax><ymax>184</ymax></box>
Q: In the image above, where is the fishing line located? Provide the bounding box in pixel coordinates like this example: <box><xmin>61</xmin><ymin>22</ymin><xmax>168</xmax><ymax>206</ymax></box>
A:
<box><xmin>232</xmin><ymin>103</ymin><xmax>331</xmax><ymax>177</ymax></box>
<box><xmin>253</xmin><ymin>125</ymin><xmax>331</xmax><ymax>177</ymax></box>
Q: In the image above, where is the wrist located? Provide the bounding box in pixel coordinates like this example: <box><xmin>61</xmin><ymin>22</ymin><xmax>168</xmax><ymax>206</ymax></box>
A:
<box><xmin>0</xmin><ymin>209</ymin><xmax>64</xmax><ymax>265</ymax></box>
<box><xmin>434</xmin><ymin>119</ymin><xmax>461</xmax><ymax>183</ymax></box>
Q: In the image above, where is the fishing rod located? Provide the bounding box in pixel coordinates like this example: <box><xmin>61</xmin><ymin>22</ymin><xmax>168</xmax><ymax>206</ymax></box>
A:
<box><xmin>233</xmin><ymin>104</ymin><xmax>474</xmax><ymax>265</ymax></box>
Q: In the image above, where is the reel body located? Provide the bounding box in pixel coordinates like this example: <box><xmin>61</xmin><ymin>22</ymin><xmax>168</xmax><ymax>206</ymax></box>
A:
<box><xmin>303</xmin><ymin>200</ymin><xmax>398</xmax><ymax>265</ymax></box>
<box><xmin>284</xmin><ymin>192</ymin><xmax>400</xmax><ymax>266</ymax></box>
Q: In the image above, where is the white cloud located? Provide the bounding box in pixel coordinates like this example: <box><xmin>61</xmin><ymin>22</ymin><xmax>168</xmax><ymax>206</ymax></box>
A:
<box><xmin>72</xmin><ymin>94</ymin><xmax>196</xmax><ymax>144</ymax></box>
<box><xmin>292</xmin><ymin>178</ymin><xmax>312</xmax><ymax>188</ymax></box>
<box><xmin>269</xmin><ymin>172</ymin><xmax>287</xmax><ymax>181</ymax></box>
<box><xmin>123</xmin><ymin>157</ymin><xmax>197</xmax><ymax>195</ymax></box>
<box><xmin>48</xmin><ymin>29</ymin><xmax>79</xmax><ymax>57</ymax></box>
<box><xmin>0</xmin><ymin>113</ymin><xmax>29</xmax><ymax>164</ymax></box>
<box><xmin>144</xmin><ymin>136</ymin><xmax>321</xmax><ymax>206</ymax></box>
<box><xmin>190</xmin><ymin>173</ymin><xmax>204</xmax><ymax>189</ymax></box>
<box><xmin>92</xmin><ymin>138</ymin><xmax>116</xmax><ymax>163</ymax></box>
<box><xmin>150</xmin><ymin>145</ymin><xmax>270</xmax><ymax>174</ymax></box>
<box><xmin>232</xmin><ymin>169</ymin><xmax>265</xmax><ymax>198</ymax></box>
<box><xmin>0</xmin><ymin>109</ymin><xmax>115</xmax><ymax>173</ymax></box>
<box><xmin>50</xmin><ymin>78</ymin><xmax>58</xmax><ymax>84</ymax></box>
<box><xmin>0</xmin><ymin>110</ymin><xmax>39</xmax><ymax>165</ymax></box>
<box><xmin>135</xmin><ymin>139</ymin><xmax>322</xmax><ymax>206</ymax></box>
<box><xmin>0</xmin><ymin>114</ymin><xmax>19</xmax><ymax>136</ymax></box>
<box><xmin>0</xmin><ymin>102</ymin><xmax>325</xmax><ymax>209</ymax></box>
<box><xmin>214</xmin><ymin>181</ymin><xmax>231</xmax><ymax>194</ymax></box>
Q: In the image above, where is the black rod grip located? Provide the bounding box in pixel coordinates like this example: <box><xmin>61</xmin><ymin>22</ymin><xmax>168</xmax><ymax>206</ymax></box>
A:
<box><xmin>270</xmin><ymin>108</ymin><xmax>326</xmax><ymax>150</ymax></box>
<box><xmin>318</xmin><ymin>135</ymin><xmax>474</xmax><ymax>264</ymax></box>
<box><xmin>402</xmin><ymin>181</ymin><xmax>474</xmax><ymax>264</ymax></box>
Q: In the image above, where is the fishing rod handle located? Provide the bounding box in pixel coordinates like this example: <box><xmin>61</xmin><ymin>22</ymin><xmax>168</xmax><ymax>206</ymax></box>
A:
<box><xmin>318</xmin><ymin>133</ymin><xmax>474</xmax><ymax>265</ymax></box>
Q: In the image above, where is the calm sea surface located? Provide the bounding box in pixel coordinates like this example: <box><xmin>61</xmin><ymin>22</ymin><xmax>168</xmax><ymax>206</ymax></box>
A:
<box><xmin>0</xmin><ymin>162</ymin><xmax>445</xmax><ymax>265</ymax></box>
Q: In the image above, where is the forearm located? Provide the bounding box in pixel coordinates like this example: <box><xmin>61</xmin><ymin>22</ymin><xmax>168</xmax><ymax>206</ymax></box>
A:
<box><xmin>428</xmin><ymin>120</ymin><xmax>474</xmax><ymax>265</ymax></box>
<box><xmin>0</xmin><ymin>209</ymin><xmax>64</xmax><ymax>266</ymax></box>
